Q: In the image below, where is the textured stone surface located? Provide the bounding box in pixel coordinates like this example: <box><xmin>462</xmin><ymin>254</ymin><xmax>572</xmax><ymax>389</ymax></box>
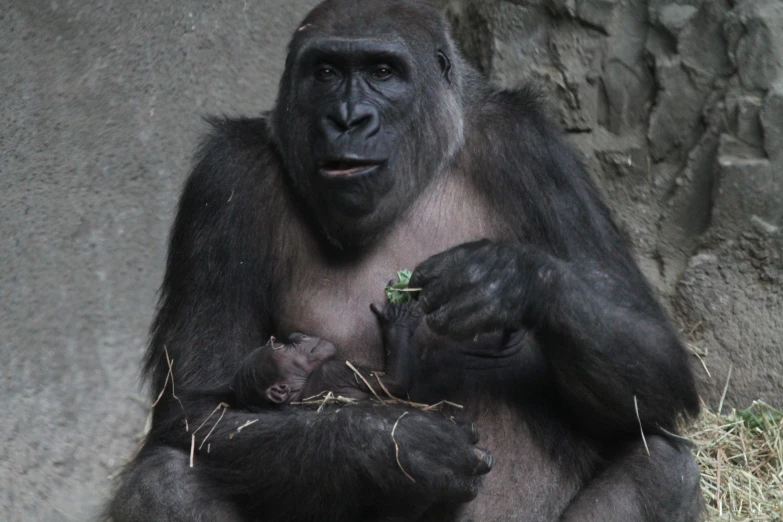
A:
<box><xmin>762</xmin><ymin>87</ymin><xmax>783</xmax><ymax>162</ymax></box>
<box><xmin>444</xmin><ymin>0</ymin><xmax>783</xmax><ymax>409</ymax></box>
<box><xmin>0</xmin><ymin>1</ymin><xmax>320</xmax><ymax>520</ymax></box>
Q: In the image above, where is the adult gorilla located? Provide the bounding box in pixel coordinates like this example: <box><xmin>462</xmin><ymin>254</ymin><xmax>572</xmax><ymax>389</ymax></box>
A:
<box><xmin>108</xmin><ymin>0</ymin><xmax>702</xmax><ymax>520</ymax></box>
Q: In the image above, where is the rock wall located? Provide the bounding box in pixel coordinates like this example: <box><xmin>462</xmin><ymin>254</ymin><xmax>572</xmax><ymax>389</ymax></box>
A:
<box><xmin>443</xmin><ymin>0</ymin><xmax>783</xmax><ymax>408</ymax></box>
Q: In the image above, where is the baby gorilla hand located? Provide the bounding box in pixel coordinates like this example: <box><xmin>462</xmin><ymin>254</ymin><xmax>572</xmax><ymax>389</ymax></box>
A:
<box><xmin>370</xmin><ymin>301</ymin><xmax>423</xmax><ymax>334</ymax></box>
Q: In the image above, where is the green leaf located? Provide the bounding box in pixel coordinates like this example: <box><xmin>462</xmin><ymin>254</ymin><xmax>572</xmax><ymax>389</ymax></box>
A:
<box><xmin>385</xmin><ymin>269</ymin><xmax>416</xmax><ymax>304</ymax></box>
<box><xmin>736</xmin><ymin>402</ymin><xmax>783</xmax><ymax>431</ymax></box>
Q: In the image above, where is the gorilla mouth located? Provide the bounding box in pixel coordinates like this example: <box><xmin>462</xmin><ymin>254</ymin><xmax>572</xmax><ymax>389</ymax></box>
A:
<box><xmin>319</xmin><ymin>159</ymin><xmax>383</xmax><ymax>178</ymax></box>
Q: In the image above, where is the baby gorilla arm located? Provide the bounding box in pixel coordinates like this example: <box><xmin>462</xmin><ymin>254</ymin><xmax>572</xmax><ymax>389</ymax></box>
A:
<box><xmin>367</xmin><ymin>302</ymin><xmax>422</xmax><ymax>397</ymax></box>
<box><xmin>300</xmin><ymin>302</ymin><xmax>423</xmax><ymax>400</ymax></box>
<box><xmin>224</xmin><ymin>303</ymin><xmax>422</xmax><ymax>406</ymax></box>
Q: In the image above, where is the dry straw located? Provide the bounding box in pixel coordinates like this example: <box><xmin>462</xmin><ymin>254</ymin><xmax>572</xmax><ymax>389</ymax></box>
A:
<box><xmin>684</xmin><ymin>399</ymin><xmax>783</xmax><ymax>521</ymax></box>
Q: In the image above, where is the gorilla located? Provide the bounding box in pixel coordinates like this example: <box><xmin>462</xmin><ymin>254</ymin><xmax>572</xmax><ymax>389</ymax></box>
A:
<box><xmin>108</xmin><ymin>0</ymin><xmax>703</xmax><ymax>520</ymax></box>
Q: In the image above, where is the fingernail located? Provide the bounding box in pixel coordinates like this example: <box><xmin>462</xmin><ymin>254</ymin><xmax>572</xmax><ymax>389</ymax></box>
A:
<box><xmin>483</xmin><ymin>452</ymin><xmax>494</xmax><ymax>470</ymax></box>
<box><xmin>474</xmin><ymin>448</ymin><xmax>493</xmax><ymax>472</ymax></box>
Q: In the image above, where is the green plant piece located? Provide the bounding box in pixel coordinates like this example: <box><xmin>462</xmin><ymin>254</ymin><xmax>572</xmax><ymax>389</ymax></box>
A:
<box><xmin>385</xmin><ymin>269</ymin><xmax>419</xmax><ymax>304</ymax></box>
<box><xmin>736</xmin><ymin>401</ymin><xmax>783</xmax><ymax>431</ymax></box>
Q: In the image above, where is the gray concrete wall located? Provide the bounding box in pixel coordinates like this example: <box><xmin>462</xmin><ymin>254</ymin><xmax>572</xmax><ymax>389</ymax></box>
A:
<box><xmin>0</xmin><ymin>1</ymin><xmax>319</xmax><ymax>519</ymax></box>
<box><xmin>1</xmin><ymin>0</ymin><xmax>781</xmax><ymax>520</ymax></box>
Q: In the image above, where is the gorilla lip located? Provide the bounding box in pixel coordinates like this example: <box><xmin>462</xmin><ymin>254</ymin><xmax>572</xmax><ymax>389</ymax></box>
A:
<box><xmin>319</xmin><ymin>159</ymin><xmax>383</xmax><ymax>178</ymax></box>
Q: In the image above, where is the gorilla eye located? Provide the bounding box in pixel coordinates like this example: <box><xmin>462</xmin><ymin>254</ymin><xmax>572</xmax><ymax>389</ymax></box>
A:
<box><xmin>316</xmin><ymin>66</ymin><xmax>338</xmax><ymax>82</ymax></box>
<box><xmin>371</xmin><ymin>66</ymin><xmax>393</xmax><ymax>81</ymax></box>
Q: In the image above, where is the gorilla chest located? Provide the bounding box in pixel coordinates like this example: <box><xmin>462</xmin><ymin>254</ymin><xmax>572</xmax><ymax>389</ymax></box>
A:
<box><xmin>274</xmin><ymin>236</ymin><xmax>489</xmax><ymax>368</ymax></box>
<box><xmin>273</xmin><ymin>180</ymin><xmax>499</xmax><ymax>368</ymax></box>
<box><xmin>274</xmin><ymin>250</ymin><xmax>417</xmax><ymax>368</ymax></box>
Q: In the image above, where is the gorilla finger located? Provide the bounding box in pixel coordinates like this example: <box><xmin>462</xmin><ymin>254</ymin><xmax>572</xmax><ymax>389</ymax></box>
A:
<box><xmin>449</xmin><ymin>315</ymin><xmax>506</xmax><ymax>341</ymax></box>
<box><xmin>412</xmin><ymin>240</ymin><xmax>494</xmax><ymax>287</ymax></box>
<box><xmin>435</xmin><ymin>290</ymin><xmax>507</xmax><ymax>339</ymax></box>
<box><xmin>416</xmin><ymin>276</ymin><xmax>474</xmax><ymax>315</ymax></box>
<box><xmin>285</xmin><ymin>332</ymin><xmax>308</xmax><ymax>343</ymax></box>
<box><xmin>408</xmin><ymin>269</ymin><xmax>432</xmax><ymax>292</ymax></box>
<box><xmin>407</xmin><ymin>302</ymin><xmax>425</xmax><ymax>319</ymax></box>
<box><xmin>426</xmin><ymin>296</ymin><xmax>489</xmax><ymax>340</ymax></box>
<box><xmin>409</xmin><ymin>249</ymin><xmax>461</xmax><ymax>289</ymax></box>
<box><xmin>416</xmin><ymin>287</ymin><xmax>437</xmax><ymax>314</ymax></box>
<box><xmin>425</xmin><ymin>306</ymin><xmax>451</xmax><ymax>336</ymax></box>
<box><xmin>457</xmin><ymin>422</ymin><xmax>480</xmax><ymax>444</ymax></box>
<box><xmin>472</xmin><ymin>447</ymin><xmax>494</xmax><ymax>475</ymax></box>
<box><xmin>441</xmin><ymin>476</ymin><xmax>482</xmax><ymax>504</ymax></box>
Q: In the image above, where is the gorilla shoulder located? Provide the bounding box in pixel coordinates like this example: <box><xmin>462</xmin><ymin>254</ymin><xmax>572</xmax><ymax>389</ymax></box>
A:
<box><xmin>197</xmin><ymin>116</ymin><xmax>275</xmax><ymax>160</ymax></box>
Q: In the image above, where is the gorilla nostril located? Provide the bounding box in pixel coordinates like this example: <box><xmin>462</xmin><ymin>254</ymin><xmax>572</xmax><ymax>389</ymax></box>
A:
<box><xmin>349</xmin><ymin>114</ymin><xmax>371</xmax><ymax>128</ymax></box>
<box><xmin>327</xmin><ymin>114</ymin><xmax>350</xmax><ymax>132</ymax></box>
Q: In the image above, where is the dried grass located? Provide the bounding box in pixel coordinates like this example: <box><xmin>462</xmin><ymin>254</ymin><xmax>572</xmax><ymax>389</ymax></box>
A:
<box><xmin>684</xmin><ymin>400</ymin><xmax>783</xmax><ymax>521</ymax></box>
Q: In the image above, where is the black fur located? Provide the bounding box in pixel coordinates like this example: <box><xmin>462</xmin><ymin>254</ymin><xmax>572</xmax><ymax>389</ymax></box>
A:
<box><xmin>107</xmin><ymin>1</ymin><xmax>702</xmax><ymax>521</ymax></box>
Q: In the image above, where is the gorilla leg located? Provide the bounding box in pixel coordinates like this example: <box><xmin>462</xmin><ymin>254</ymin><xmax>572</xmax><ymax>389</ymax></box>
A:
<box><xmin>107</xmin><ymin>446</ymin><xmax>243</xmax><ymax>522</ymax></box>
<box><xmin>560</xmin><ymin>436</ymin><xmax>702</xmax><ymax>522</ymax></box>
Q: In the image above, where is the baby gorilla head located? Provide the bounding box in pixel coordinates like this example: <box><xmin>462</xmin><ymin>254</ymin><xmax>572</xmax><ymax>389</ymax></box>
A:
<box><xmin>256</xmin><ymin>334</ymin><xmax>337</xmax><ymax>404</ymax></box>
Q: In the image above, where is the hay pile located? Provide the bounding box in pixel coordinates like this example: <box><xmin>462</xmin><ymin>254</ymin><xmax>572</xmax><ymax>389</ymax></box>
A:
<box><xmin>685</xmin><ymin>401</ymin><xmax>783</xmax><ymax>521</ymax></box>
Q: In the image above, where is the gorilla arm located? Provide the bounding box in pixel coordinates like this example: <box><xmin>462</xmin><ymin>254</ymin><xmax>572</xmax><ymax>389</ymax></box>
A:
<box><xmin>144</xmin><ymin>117</ymin><xmax>489</xmax><ymax>518</ymax></box>
<box><xmin>409</xmin><ymin>91</ymin><xmax>699</xmax><ymax>438</ymax></box>
<box><xmin>412</xmin><ymin>239</ymin><xmax>697</xmax><ymax>436</ymax></box>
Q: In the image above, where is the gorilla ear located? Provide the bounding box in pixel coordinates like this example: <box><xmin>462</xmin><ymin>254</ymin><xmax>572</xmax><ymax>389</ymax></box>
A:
<box><xmin>266</xmin><ymin>384</ymin><xmax>291</xmax><ymax>404</ymax></box>
<box><xmin>437</xmin><ymin>51</ymin><xmax>452</xmax><ymax>83</ymax></box>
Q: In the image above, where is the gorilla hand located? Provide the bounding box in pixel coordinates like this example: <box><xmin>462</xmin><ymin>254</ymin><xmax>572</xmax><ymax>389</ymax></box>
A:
<box><xmin>370</xmin><ymin>301</ymin><xmax>423</xmax><ymax>334</ymax></box>
<box><xmin>410</xmin><ymin>239</ymin><xmax>556</xmax><ymax>339</ymax></box>
<box><xmin>343</xmin><ymin>405</ymin><xmax>492</xmax><ymax>509</ymax></box>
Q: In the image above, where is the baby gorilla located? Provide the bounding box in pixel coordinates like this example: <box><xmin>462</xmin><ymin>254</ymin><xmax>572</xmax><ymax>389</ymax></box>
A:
<box><xmin>232</xmin><ymin>302</ymin><xmax>422</xmax><ymax>406</ymax></box>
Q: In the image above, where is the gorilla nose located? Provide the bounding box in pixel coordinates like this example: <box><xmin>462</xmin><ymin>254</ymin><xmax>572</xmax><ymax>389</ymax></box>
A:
<box><xmin>325</xmin><ymin>102</ymin><xmax>379</xmax><ymax>137</ymax></box>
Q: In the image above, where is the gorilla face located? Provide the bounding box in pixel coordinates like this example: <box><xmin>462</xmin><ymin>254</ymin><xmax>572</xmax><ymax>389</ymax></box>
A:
<box><xmin>294</xmin><ymin>38</ymin><xmax>417</xmax><ymax>218</ymax></box>
<box><xmin>271</xmin><ymin>0</ymin><xmax>465</xmax><ymax>247</ymax></box>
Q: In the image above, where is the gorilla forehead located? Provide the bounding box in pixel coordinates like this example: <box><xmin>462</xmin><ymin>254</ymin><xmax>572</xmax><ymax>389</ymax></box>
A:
<box><xmin>292</xmin><ymin>37</ymin><xmax>412</xmax><ymax>73</ymax></box>
<box><xmin>290</xmin><ymin>0</ymin><xmax>449</xmax><ymax>53</ymax></box>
